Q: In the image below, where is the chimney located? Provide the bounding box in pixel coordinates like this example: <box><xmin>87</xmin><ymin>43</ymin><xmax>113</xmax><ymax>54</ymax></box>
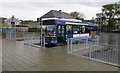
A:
<box><xmin>59</xmin><ymin>10</ymin><xmax>62</xmax><ymax>13</ymax></box>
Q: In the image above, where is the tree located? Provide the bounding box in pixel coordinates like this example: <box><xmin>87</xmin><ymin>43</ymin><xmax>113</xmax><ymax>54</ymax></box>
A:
<box><xmin>102</xmin><ymin>2</ymin><xmax>120</xmax><ymax>32</ymax></box>
<box><xmin>70</xmin><ymin>11</ymin><xmax>85</xmax><ymax>20</ymax></box>
<box><xmin>21</xmin><ymin>20</ymin><xmax>37</xmax><ymax>23</ymax></box>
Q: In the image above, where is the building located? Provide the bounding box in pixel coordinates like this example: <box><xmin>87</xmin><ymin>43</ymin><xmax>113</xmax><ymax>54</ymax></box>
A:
<box><xmin>5</xmin><ymin>15</ymin><xmax>21</xmax><ymax>26</ymax></box>
<box><xmin>0</xmin><ymin>17</ymin><xmax>7</xmax><ymax>24</ymax></box>
<box><xmin>4</xmin><ymin>16</ymin><xmax>28</xmax><ymax>32</ymax></box>
<box><xmin>21</xmin><ymin>22</ymin><xmax>40</xmax><ymax>28</ymax></box>
<box><xmin>37</xmin><ymin>10</ymin><xmax>75</xmax><ymax>21</ymax></box>
<box><xmin>0</xmin><ymin>17</ymin><xmax>7</xmax><ymax>32</ymax></box>
<box><xmin>0</xmin><ymin>17</ymin><xmax>7</xmax><ymax>27</ymax></box>
<box><xmin>21</xmin><ymin>22</ymin><xmax>40</xmax><ymax>32</ymax></box>
<box><xmin>15</xmin><ymin>25</ymin><xmax>28</xmax><ymax>32</ymax></box>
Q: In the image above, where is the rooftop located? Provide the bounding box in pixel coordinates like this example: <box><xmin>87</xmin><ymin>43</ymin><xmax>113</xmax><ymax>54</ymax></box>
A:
<box><xmin>41</xmin><ymin>10</ymin><xmax>75</xmax><ymax>19</ymax></box>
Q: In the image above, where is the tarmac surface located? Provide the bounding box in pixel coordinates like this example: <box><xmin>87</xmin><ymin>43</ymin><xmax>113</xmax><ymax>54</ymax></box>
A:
<box><xmin>2</xmin><ymin>36</ymin><xmax>119</xmax><ymax>71</ymax></box>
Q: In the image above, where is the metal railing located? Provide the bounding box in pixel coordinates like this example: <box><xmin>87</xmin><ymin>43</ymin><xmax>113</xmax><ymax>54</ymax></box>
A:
<box><xmin>67</xmin><ymin>36</ymin><xmax>119</xmax><ymax>67</ymax></box>
<box><xmin>23</xmin><ymin>32</ymin><xmax>45</xmax><ymax>48</ymax></box>
<box><xmin>6</xmin><ymin>33</ymin><xmax>16</xmax><ymax>40</ymax></box>
<box><xmin>67</xmin><ymin>36</ymin><xmax>99</xmax><ymax>53</ymax></box>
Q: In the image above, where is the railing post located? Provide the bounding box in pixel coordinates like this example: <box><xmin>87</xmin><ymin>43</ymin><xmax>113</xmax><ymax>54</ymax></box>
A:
<box><xmin>26</xmin><ymin>34</ymin><xmax>27</xmax><ymax>44</ymax></box>
<box><xmin>24</xmin><ymin>33</ymin><xmax>25</xmax><ymax>44</ymax></box>
<box><xmin>31</xmin><ymin>33</ymin><xmax>33</xmax><ymax>45</ymax></box>
<box><xmin>43</xmin><ymin>37</ymin><xmax>45</xmax><ymax>49</ymax></box>
<box><xmin>28</xmin><ymin>34</ymin><xmax>30</xmax><ymax>45</ymax></box>
<box><xmin>86</xmin><ymin>37</ymin><xmax>88</xmax><ymax>49</ymax></box>
<box><xmin>40</xmin><ymin>18</ymin><xmax>43</xmax><ymax>48</ymax></box>
<box><xmin>9</xmin><ymin>33</ymin><xmax>10</xmax><ymax>39</ymax></box>
<box><xmin>67</xmin><ymin>38</ymin><xmax>70</xmax><ymax>53</ymax></box>
<box><xmin>97</xmin><ymin>36</ymin><xmax>99</xmax><ymax>45</ymax></box>
<box><xmin>25</xmin><ymin>34</ymin><xmax>27</xmax><ymax>44</ymax></box>
<box><xmin>115</xmin><ymin>45</ymin><xmax>119</xmax><ymax>66</ymax></box>
<box><xmin>70</xmin><ymin>38</ymin><xmax>73</xmax><ymax>53</ymax></box>
<box><xmin>40</xmin><ymin>36</ymin><xmax>42</xmax><ymax>47</ymax></box>
<box><xmin>89</xmin><ymin>45</ymin><xmax>91</xmax><ymax>59</ymax></box>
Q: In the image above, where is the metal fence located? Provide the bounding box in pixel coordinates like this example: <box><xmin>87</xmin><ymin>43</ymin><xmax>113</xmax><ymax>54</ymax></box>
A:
<box><xmin>23</xmin><ymin>32</ymin><xmax>45</xmax><ymax>48</ymax></box>
<box><xmin>6</xmin><ymin>31</ymin><xmax>27</xmax><ymax>41</ymax></box>
<box><xmin>67</xmin><ymin>36</ymin><xmax>119</xmax><ymax>67</ymax></box>
<box><xmin>4</xmin><ymin>28</ymin><xmax>27</xmax><ymax>41</ymax></box>
<box><xmin>6</xmin><ymin>33</ymin><xmax>16</xmax><ymax>40</ymax></box>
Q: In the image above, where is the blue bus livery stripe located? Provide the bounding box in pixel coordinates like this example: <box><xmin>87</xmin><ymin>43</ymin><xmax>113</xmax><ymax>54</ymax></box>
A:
<box><xmin>43</xmin><ymin>19</ymin><xmax>96</xmax><ymax>26</ymax></box>
<box><xmin>54</xmin><ymin>19</ymin><xmax>95</xmax><ymax>26</ymax></box>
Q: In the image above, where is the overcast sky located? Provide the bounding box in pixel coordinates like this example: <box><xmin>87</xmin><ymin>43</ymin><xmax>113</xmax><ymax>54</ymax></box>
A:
<box><xmin>0</xmin><ymin>0</ymin><xmax>119</xmax><ymax>20</ymax></box>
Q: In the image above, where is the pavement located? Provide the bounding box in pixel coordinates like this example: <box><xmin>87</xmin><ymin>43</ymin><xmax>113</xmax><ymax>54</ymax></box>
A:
<box><xmin>2</xmin><ymin>38</ymin><xmax>119</xmax><ymax>71</ymax></box>
<box><xmin>0</xmin><ymin>39</ymin><xmax>2</xmax><ymax>72</ymax></box>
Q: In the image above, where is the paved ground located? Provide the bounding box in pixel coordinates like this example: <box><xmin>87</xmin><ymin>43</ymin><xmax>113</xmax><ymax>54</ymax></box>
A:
<box><xmin>2</xmin><ymin>39</ymin><xmax>119</xmax><ymax>71</ymax></box>
<box><xmin>0</xmin><ymin>39</ymin><xmax>2</xmax><ymax>72</ymax></box>
<box><xmin>71</xmin><ymin>40</ymin><xmax>118</xmax><ymax>66</ymax></box>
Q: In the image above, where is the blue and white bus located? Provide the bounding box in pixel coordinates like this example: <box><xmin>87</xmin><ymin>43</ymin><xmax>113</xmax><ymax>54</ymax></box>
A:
<box><xmin>41</xmin><ymin>18</ymin><xmax>98</xmax><ymax>45</ymax></box>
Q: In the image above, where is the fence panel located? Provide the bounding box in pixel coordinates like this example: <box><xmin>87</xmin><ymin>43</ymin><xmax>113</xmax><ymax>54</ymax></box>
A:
<box><xmin>6</xmin><ymin>33</ymin><xmax>16</xmax><ymax>40</ymax></box>
<box><xmin>67</xmin><ymin>38</ymin><xmax>88</xmax><ymax>53</ymax></box>
<box><xmin>67</xmin><ymin>36</ymin><xmax>119</xmax><ymax>67</ymax></box>
<box><xmin>23</xmin><ymin>32</ymin><xmax>45</xmax><ymax>48</ymax></box>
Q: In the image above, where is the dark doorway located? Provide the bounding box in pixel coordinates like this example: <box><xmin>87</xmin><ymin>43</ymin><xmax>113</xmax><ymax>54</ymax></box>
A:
<box><xmin>57</xmin><ymin>25</ymin><xmax>66</xmax><ymax>43</ymax></box>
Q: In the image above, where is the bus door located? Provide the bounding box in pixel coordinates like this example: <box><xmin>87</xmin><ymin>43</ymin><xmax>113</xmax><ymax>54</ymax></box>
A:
<box><xmin>57</xmin><ymin>25</ymin><xmax>66</xmax><ymax>43</ymax></box>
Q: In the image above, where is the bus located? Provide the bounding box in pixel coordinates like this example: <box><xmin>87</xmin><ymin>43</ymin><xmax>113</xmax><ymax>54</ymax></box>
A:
<box><xmin>41</xmin><ymin>18</ymin><xmax>98</xmax><ymax>45</ymax></box>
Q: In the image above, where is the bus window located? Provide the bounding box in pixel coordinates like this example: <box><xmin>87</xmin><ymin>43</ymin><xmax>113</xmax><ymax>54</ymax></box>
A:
<box><xmin>42</xmin><ymin>25</ymin><xmax>47</xmax><ymax>35</ymax></box>
<box><xmin>57</xmin><ymin>25</ymin><xmax>66</xmax><ymax>43</ymax></box>
<box><xmin>82</xmin><ymin>26</ymin><xmax>85</xmax><ymax>33</ymax></box>
<box><xmin>73</xmin><ymin>25</ymin><xmax>79</xmax><ymax>34</ymax></box>
<box><xmin>85</xmin><ymin>26</ymin><xmax>90</xmax><ymax>33</ymax></box>
<box><xmin>61</xmin><ymin>26</ymin><xmax>65</xmax><ymax>33</ymax></box>
<box><xmin>91</xmin><ymin>26</ymin><xmax>98</xmax><ymax>31</ymax></box>
<box><xmin>58</xmin><ymin>25</ymin><xmax>61</xmax><ymax>34</ymax></box>
<box><xmin>42</xmin><ymin>25</ymin><xmax>55</xmax><ymax>36</ymax></box>
<box><xmin>79</xmin><ymin>26</ymin><xmax>82</xmax><ymax>33</ymax></box>
<box><xmin>90</xmin><ymin>26</ymin><xmax>98</xmax><ymax>35</ymax></box>
<box><xmin>58</xmin><ymin>25</ymin><xmax>65</xmax><ymax>34</ymax></box>
<box><xmin>66</xmin><ymin>25</ymin><xmax>72</xmax><ymax>34</ymax></box>
<box><xmin>47</xmin><ymin>25</ymin><xmax>55</xmax><ymax>36</ymax></box>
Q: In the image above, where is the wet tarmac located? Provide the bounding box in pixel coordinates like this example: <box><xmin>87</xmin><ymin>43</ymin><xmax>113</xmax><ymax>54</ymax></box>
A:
<box><xmin>1</xmin><ymin>33</ymin><xmax>119</xmax><ymax>71</ymax></box>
